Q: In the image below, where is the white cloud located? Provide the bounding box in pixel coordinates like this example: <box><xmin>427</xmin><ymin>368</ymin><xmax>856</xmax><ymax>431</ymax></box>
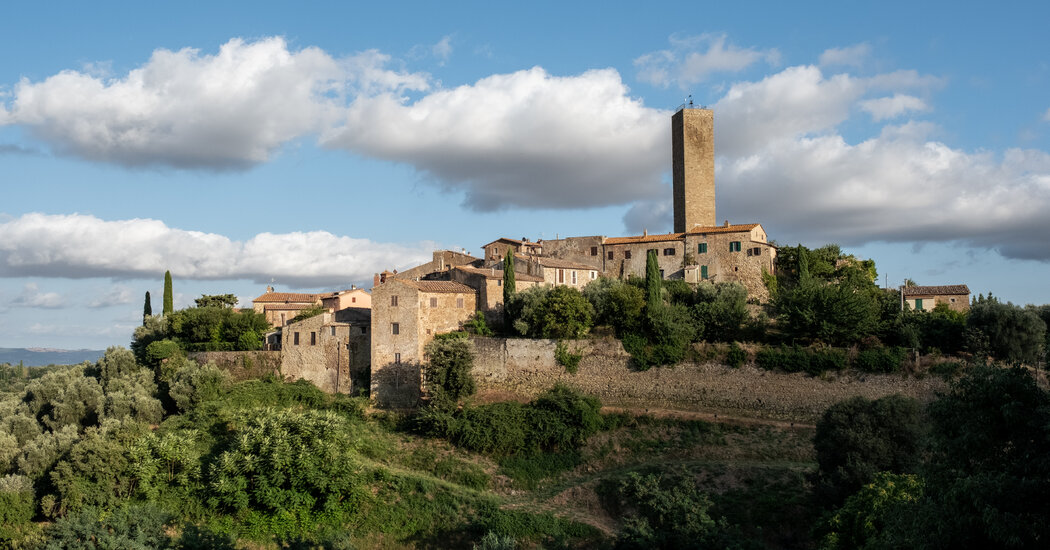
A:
<box><xmin>88</xmin><ymin>285</ymin><xmax>134</xmax><ymax>308</ymax></box>
<box><xmin>859</xmin><ymin>94</ymin><xmax>929</xmax><ymax>121</ymax></box>
<box><xmin>10</xmin><ymin>283</ymin><xmax>64</xmax><ymax>308</ymax></box>
<box><xmin>819</xmin><ymin>43</ymin><xmax>871</xmax><ymax>68</ymax></box>
<box><xmin>0</xmin><ymin>213</ymin><xmax>435</xmax><ymax>287</ymax></box>
<box><xmin>635</xmin><ymin>33</ymin><xmax>779</xmax><ymax>88</ymax></box>
<box><xmin>1043</xmin><ymin>107</ymin><xmax>1050</xmax><ymax>122</ymax></box>
<box><xmin>322</xmin><ymin>66</ymin><xmax>668</xmax><ymax>210</ymax></box>
<box><xmin>1</xmin><ymin>37</ymin><xmax>427</xmax><ymax>169</ymax></box>
<box><xmin>433</xmin><ymin>36</ymin><xmax>453</xmax><ymax>64</ymax></box>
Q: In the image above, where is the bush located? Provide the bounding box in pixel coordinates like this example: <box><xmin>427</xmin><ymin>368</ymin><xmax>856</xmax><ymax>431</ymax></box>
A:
<box><xmin>853</xmin><ymin>347</ymin><xmax>906</xmax><ymax>373</ymax></box>
<box><xmin>424</xmin><ymin>337</ymin><xmax>476</xmax><ymax>400</ymax></box>
<box><xmin>508</xmin><ymin>285</ymin><xmax>594</xmax><ymax>339</ymax></box>
<box><xmin>693</xmin><ymin>282</ymin><xmax>748</xmax><ymax>342</ymax></box>
<box><xmin>725</xmin><ymin>343</ymin><xmax>746</xmax><ymax>368</ymax></box>
<box><xmin>967</xmin><ymin>297</ymin><xmax>1046</xmax><ymax>364</ymax></box>
<box><xmin>0</xmin><ymin>475</ymin><xmax>34</xmax><ymax>525</ymax></box>
<box><xmin>43</xmin><ymin>504</ymin><xmax>174</xmax><ymax>549</ymax></box>
<box><xmin>555</xmin><ymin>341</ymin><xmax>583</xmax><ymax>374</ymax></box>
<box><xmin>813</xmin><ymin>395</ymin><xmax>924</xmax><ymax>505</ymax></box>
<box><xmin>755</xmin><ymin>345</ymin><xmax>844</xmax><ymax>376</ymax></box>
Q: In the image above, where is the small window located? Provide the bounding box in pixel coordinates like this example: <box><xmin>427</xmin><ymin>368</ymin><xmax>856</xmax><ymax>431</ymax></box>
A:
<box><xmin>571</xmin><ymin>271</ymin><xmax>578</xmax><ymax>285</ymax></box>
<box><xmin>391</xmin><ymin>295</ymin><xmax>399</xmax><ymax>307</ymax></box>
<box><xmin>659</xmin><ymin>269</ymin><xmax>664</xmax><ymax>278</ymax></box>
<box><xmin>624</xmin><ymin>250</ymin><xmax>632</xmax><ymax>259</ymax></box>
<box><xmin>331</xmin><ymin>327</ymin><xmax>336</xmax><ymax>336</ymax></box>
<box><xmin>558</xmin><ymin>269</ymin><xmax>565</xmax><ymax>283</ymax></box>
<box><xmin>426</xmin><ymin>328</ymin><xmax>431</xmax><ymax>335</ymax></box>
<box><xmin>352</xmin><ymin>297</ymin><xmax>356</xmax><ymax>303</ymax></box>
<box><xmin>590</xmin><ymin>246</ymin><xmax>598</xmax><ymax>256</ymax></box>
<box><xmin>729</xmin><ymin>241</ymin><xmax>741</xmax><ymax>252</ymax></box>
<box><xmin>395</xmin><ymin>352</ymin><xmax>401</xmax><ymax>364</ymax></box>
<box><xmin>698</xmin><ymin>243</ymin><xmax>707</xmax><ymax>254</ymax></box>
<box><xmin>497</xmin><ymin>279</ymin><xmax>502</xmax><ymax>286</ymax></box>
<box><xmin>663</xmin><ymin>248</ymin><xmax>675</xmax><ymax>256</ymax></box>
<box><xmin>293</xmin><ymin>332</ymin><xmax>300</xmax><ymax>345</ymax></box>
<box><xmin>608</xmin><ymin>251</ymin><xmax>614</xmax><ymax>260</ymax></box>
<box><xmin>701</xmin><ymin>265</ymin><xmax>708</xmax><ymax>280</ymax></box>
<box><xmin>457</xmin><ymin>297</ymin><xmax>464</xmax><ymax>308</ymax></box>
<box><xmin>950</xmin><ymin>298</ymin><xmax>956</xmax><ymax>303</ymax></box>
<box><xmin>310</xmin><ymin>332</ymin><xmax>316</xmax><ymax>346</ymax></box>
<box><xmin>590</xmin><ymin>271</ymin><xmax>597</xmax><ymax>280</ymax></box>
<box><xmin>430</xmin><ymin>297</ymin><xmax>438</xmax><ymax>307</ymax></box>
<box><xmin>392</xmin><ymin>322</ymin><xmax>400</xmax><ymax>335</ymax></box>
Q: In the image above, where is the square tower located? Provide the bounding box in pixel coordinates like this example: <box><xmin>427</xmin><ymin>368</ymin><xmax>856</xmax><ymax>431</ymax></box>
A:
<box><xmin>672</xmin><ymin>108</ymin><xmax>715</xmax><ymax>232</ymax></box>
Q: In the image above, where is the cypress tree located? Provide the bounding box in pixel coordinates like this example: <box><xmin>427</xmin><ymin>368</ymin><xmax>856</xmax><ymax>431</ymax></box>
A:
<box><xmin>143</xmin><ymin>291</ymin><xmax>152</xmax><ymax>324</ymax></box>
<box><xmin>163</xmin><ymin>271</ymin><xmax>174</xmax><ymax>315</ymax></box>
<box><xmin>503</xmin><ymin>254</ymin><xmax>516</xmax><ymax>305</ymax></box>
<box><xmin>645</xmin><ymin>249</ymin><xmax>661</xmax><ymax>307</ymax></box>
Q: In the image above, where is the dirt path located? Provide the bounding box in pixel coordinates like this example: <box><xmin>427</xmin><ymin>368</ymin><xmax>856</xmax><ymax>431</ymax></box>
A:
<box><xmin>600</xmin><ymin>405</ymin><xmax>816</xmax><ymax>430</ymax></box>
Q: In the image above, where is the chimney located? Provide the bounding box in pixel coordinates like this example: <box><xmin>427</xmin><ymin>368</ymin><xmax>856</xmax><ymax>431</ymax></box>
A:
<box><xmin>373</xmin><ymin>274</ymin><xmax>380</xmax><ymax>287</ymax></box>
<box><xmin>724</xmin><ymin>220</ymin><xmax>730</xmax><ymax>227</ymax></box>
<box><xmin>351</xmin><ymin>284</ymin><xmax>356</xmax><ymax>290</ymax></box>
<box><xmin>643</xmin><ymin>228</ymin><xmax>648</xmax><ymax>237</ymax></box>
<box><xmin>266</xmin><ymin>285</ymin><xmax>274</xmax><ymax>293</ymax></box>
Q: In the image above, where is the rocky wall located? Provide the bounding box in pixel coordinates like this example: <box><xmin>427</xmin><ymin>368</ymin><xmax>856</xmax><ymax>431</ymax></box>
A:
<box><xmin>188</xmin><ymin>351</ymin><xmax>282</xmax><ymax>382</ymax></box>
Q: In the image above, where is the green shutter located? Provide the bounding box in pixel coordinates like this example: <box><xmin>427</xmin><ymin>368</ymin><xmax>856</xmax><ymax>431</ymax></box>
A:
<box><xmin>915</xmin><ymin>299</ymin><xmax>923</xmax><ymax>311</ymax></box>
<box><xmin>701</xmin><ymin>265</ymin><xmax>708</xmax><ymax>279</ymax></box>
<box><xmin>698</xmin><ymin>243</ymin><xmax>707</xmax><ymax>254</ymax></box>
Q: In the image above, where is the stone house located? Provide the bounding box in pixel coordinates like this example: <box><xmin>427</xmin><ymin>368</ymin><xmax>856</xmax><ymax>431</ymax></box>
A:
<box><xmin>902</xmin><ymin>285</ymin><xmax>971</xmax><ymax>313</ymax></box>
<box><xmin>481</xmin><ymin>237</ymin><xmax>543</xmax><ymax>264</ymax></box>
<box><xmin>447</xmin><ymin>265</ymin><xmax>543</xmax><ymax>312</ymax></box>
<box><xmin>320</xmin><ymin>287</ymin><xmax>371</xmax><ymax>311</ymax></box>
<box><xmin>511</xmin><ymin>255</ymin><xmax>600</xmax><ymax>290</ymax></box>
<box><xmin>373</xmin><ymin>249</ymin><xmax>482</xmax><ymax>287</ymax></box>
<box><xmin>369</xmin><ymin>279</ymin><xmax>476</xmax><ymax>406</ymax></box>
<box><xmin>252</xmin><ymin>287</ymin><xmax>322</xmax><ymax>328</ymax></box>
<box><xmin>280</xmin><ymin>307</ymin><xmax>371</xmax><ymax>394</ymax></box>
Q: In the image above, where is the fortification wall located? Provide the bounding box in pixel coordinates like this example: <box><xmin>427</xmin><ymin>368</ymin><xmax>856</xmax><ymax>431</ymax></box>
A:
<box><xmin>188</xmin><ymin>351</ymin><xmax>282</xmax><ymax>382</ymax></box>
<box><xmin>469</xmin><ymin>337</ymin><xmax>946</xmax><ymax>423</ymax></box>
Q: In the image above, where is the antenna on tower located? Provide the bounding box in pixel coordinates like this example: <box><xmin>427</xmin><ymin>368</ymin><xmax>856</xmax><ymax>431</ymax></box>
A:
<box><xmin>687</xmin><ymin>94</ymin><xmax>693</xmax><ymax>107</ymax></box>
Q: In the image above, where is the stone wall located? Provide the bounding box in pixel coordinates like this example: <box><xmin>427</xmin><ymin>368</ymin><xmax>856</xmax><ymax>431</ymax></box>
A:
<box><xmin>469</xmin><ymin>337</ymin><xmax>946</xmax><ymax>423</ymax></box>
<box><xmin>188</xmin><ymin>351</ymin><xmax>281</xmax><ymax>382</ymax></box>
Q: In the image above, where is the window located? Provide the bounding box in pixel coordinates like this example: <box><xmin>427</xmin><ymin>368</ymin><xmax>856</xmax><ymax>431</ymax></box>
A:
<box><xmin>391</xmin><ymin>295</ymin><xmax>399</xmax><ymax>306</ymax></box>
<box><xmin>395</xmin><ymin>352</ymin><xmax>401</xmax><ymax>364</ymax></box>
<box><xmin>590</xmin><ymin>246</ymin><xmax>598</xmax><ymax>256</ymax></box>
<box><xmin>915</xmin><ymin>299</ymin><xmax>924</xmax><ymax>311</ymax></box>
<box><xmin>608</xmin><ymin>251</ymin><xmax>614</xmax><ymax>260</ymax></box>
<box><xmin>456</xmin><ymin>297</ymin><xmax>464</xmax><ymax>308</ymax></box>
<box><xmin>360</xmin><ymin>326</ymin><xmax>367</xmax><ymax>334</ymax></box>
<box><xmin>729</xmin><ymin>241</ymin><xmax>741</xmax><ymax>252</ymax></box>
<box><xmin>659</xmin><ymin>269</ymin><xmax>664</xmax><ymax>278</ymax></box>
<box><xmin>293</xmin><ymin>332</ymin><xmax>300</xmax><ymax>345</ymax></box>
<box><xmin>430</xmin><ymin>297</ymin><xmax>438</xmax><ymax>307</ymax></box>
<box><xmin>310</xmin><ymin>332</ymin><xmax>316</xmax><ymax>346</ymax></box>
<box><xmin>571</xmin><ymin>271</ymin><xmax>578</xmax><ymax>285</ymax></box>
<box><xmin>701</xmin><ymin>265</ymin><xmax>708</xmax><ymax>279</ymax></box>
<box><xmin>352</xmin><ymin>297</ymin><xmax>356</xmax><ymax>303</ymax></box>
<box><xmin>590</xmin><ymin>271</ymin><xmax>597</xmax><ymax>280</ymax></box>
<box><xmin>426</xmin><ymin>328</ymin><xmax>431</xmax><ymax>335</ymax></box>
<box><xmin>558</xmin><ymin>269</ymin><xmax>565</xmax><ymax>283</ymax></box>
<box><xmin>698</xmin><ymin>243</ymin><xmax>707</xmax><ymax>254</ymax></box>
<box><xmin>392</xmin><ymin>322</ymin><xmax>399</xmax><ymax>335</ymax></box>
<box><xmin>331</xmin><ymin>327</ymin><xmax>336</xmax><ymax>336</ymax></box>
<box><xmin>950</xmin><ymin>298</ymin><xmax>956</xmax><ymax>303</ymax></box>
<box><xmin>497</xmin><ymin>279</ymin><xmax>502</xmax><ymax>286</ymax></box>
<box><xmin>663</xmin><ymin>248</ymin><xmax>675</xmax><ymax>256</ymax></box>
<box><xmin>624</xmin><ymin>250</ymin><xmax>632</xmax><ymax>259</ymax></box>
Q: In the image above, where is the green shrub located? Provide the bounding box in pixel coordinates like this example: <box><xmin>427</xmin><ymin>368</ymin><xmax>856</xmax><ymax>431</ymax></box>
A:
<box><xmin>43</xmin><ymin>504</ymin><xmax>174</xmax><ymax>549</ymax></box>
<box><xmin>474</xmin><ymin>530</ymin><xmax>517</xmax><ymax>550</ymax></box>
<box><xmin>853</xmin><ymin>347</ymin><xmax>906</xmax><ymax>373</ymax></box>
<box><xmin>725</xmin><ymin>343</ymin><xmax>746</xmax><ymax>368</ymax></box>
<box><xmin>424</xmin><ymin>337</ymin><xmax>476</xmax><ymax>400</ymax></box>
<box><xmin>466</xmin><ymin>311</ymin><xmax>493</xmax><ymax>336</ymax></box>
<box><xmin>0</xmin><ymin>475</ymin><xmax>34</xmax><ymax>525</ymax></box>
<box><xmin>554</xmin><ymin>341</ymin><xmax>583</xmax><ymax>374</ymax></box>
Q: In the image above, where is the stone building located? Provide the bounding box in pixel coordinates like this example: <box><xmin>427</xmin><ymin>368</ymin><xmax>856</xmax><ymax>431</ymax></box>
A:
<box><xmin>320</xmin><ymin>287</ymin><xmax>371</xmax><ymax>312</ymax></box>
<box><xmin>481</xmin><ymin>237</ymin><xmax>543</xmax><ymax>264</ymax></box>
<box><xmin>252</xmin><ymin>287</ymin><xmax>322</xmax><ymax>328</ymax></box>
<box><xmin>448</xmin><ymin>265</ymin><xmax>543</xmax><ymax>313</ymax></box>
<box><xmin>512</xmin><ymin>255</ymin><xmax>600</xmax><ymax>290</ymax></box>
<box><xmin>902</xmin><ymin>285</ymin><xmax>971</xmax><ymax>313</ymax></box>
<box><xmin>369</xmin><ymin>279</ymin><xmax>476</xmax><ymax>406</ymax></box>
<box><xmin>281</xmin><ymin>307</ymin><xmax>371</xmax><ymax>394</ymax></box>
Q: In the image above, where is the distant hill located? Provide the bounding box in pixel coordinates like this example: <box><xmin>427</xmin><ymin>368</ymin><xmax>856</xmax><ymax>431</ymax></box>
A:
<box><xmin>0</xmin><ymin>348</ymin><xmax>106</xmax><ymax>367</ymax></box>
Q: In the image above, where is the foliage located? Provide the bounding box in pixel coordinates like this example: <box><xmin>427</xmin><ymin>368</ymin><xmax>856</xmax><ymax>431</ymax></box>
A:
<box><xmin>0</xmin><ymin>475</ymin><xmax>34</xmax><ymax>525</ymax></box>
<box><xmin>163</xmin><ymin>270</ymin><xmax>174</xmax><ymax>316</ymax></box>
<box><xmin>693</xmin><ymin>282</ymin><xmax>748</xmax><ymax>342</ymax></box>
<box><xmin>725</xmin><ymin>342</ymin><xmax>746</xmax><ymax>368</ymax></box>
<box><xmin>584</xmin><ymin>277</ymin><xmax>645</xmax><ymax>336</ymax></box>
<box><xmin>168</xmin><ymin>361</ymin><xmax>228</xmax><ymax>413</ymax></box>
<box><xmin>131</xmin><ymin>314</ymin><xmax>170</xmax><ymax>366</ymax></box>
<box><xmin>208</xmin><ymin>408</ymin><xmax>364</xmax><ymax>529</ymax></box>
<box><xmin>466</xmin><ymin>310</ymin><xmax>493</xmax><ymax>336</ymax></box>
<box><xmin>502</xmin><ymin>253</ymin><xmax>515</xmax><ymax>309</ymax></box>
<box><xmin>775</xmin><ymin>275</ymin><xmax>879</xmax><ymax>346</ymax></box>
<box><xmin>554</xmin><ymin>341</ymin><xmax>583</xmax><ymax>374</ymax></box>
<box><xmin>967</xmin><ymin>295</ymin><xmax>1046</xmax><ymax>364</ymax></box>
<box><xmin>645</xmin><ymin>249</ymin><xmax>661</xmax><ymax>308</ymax></box>
<box><xmin>96</xmin><ymin>347</ymin><xmax>139</xmax><ymax>387</ymax></box>
<box><xmin>852</xmin><ymin>346</ymin><xmax>907</xmax><ymax>373</ymax></box>
<box><xmin>813</xmin><ymin>395</ymin><xmax>924</xmax><ymax>505</ymax></box>
<box><xmin>605</xmin><ymin>472</ymin><xmax>757</xmax><ymax>550</ymax></box>
<box><xmin>289</xmin><ymin>304</ymin><xmax>326</xmax><ymax>324</ymax></box>
<box><xmin>43</xmin><ymin>504</ymin><xmax>174</xmax><ymax>550</ymax></box>
<box><xmin>193</xmin><ymin>293</ymin><xmax>238</xmax><ymax>309</ymax></box>
<box><xmin>424</xmin><ymin>336</ymin><xmax>476</xmax><ymax>401</ymax></box>
<box><xmin>754</xmin><ymin>345</ymin><xmax>847</xmax><ymax>376</ymax></box>
<box><xmin>102</xmin><ymin>369</ymin><xmax>163</xmax><ymax>425</ymax></box>
<box><xmin>819</xmin><ymin>472</ymin><xmax>923</xmax><ymax>550</ymax></box>
<box><xmin>21</xmin><ymin>366</ymin><xmax>105</xmax><ymax>432</ymax></box>
<box><xmin>475</xmin><ymin>530</ymin><xmax>517</xmax><ymax>550</ymax></box>
<box><xmin>143</xmin><ymin>291</ymin><xmax>152</xmax><ymax>323</ymax></box>
<box><xmin>47</xmin><ymin>421</ymin><xmax>148</xmax><ymax>517</ymax></box>
<box><xmin>508</xmin><ymin>285</ymin><xmax>593</xmax><ymax>339</ymax></box>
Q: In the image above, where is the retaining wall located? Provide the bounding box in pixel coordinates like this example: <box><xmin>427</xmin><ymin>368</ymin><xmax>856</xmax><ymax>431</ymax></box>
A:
<box><xmin>188</xmin><ymin>351</ymin><xmax>282</xmax><ymax>382</ymax></box>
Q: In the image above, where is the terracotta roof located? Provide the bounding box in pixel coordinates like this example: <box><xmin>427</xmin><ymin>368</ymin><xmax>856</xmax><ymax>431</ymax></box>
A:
<box><xmin>535</xmin><ymin>257</ymin><xmax>598</xmax><ymax>270</ymax></box>
<box><xmin>393</xmin><ymin>279</ymin><xmax>475</xmax><ymax>294</ymax></box>
<box><xmin>482</xmin><ymin>237</ymin><xmax>524</xmax><ymax>247</ymax></box>
<box><xmin>253</xmin><ymin>292</ymin><xmax>320</xmax><ymax>304</ymax></box>
<box><xmin>902</xmin><ymin>285</ymin><xmax>970</xmax><ymax>296</ymax></box>
<box><xmin>263</xmin><ymin>303</ymin><xmax>314</xmax><ymax>311</ymax></box>
<box><xmin>604</xmin><ymin>232</ymin><xmax>685</xmax><ymax>245</ymax></box>
<box><xmin>686</xmin><ymin>223</ymin><xmax>761</xmax><ymax>235</ymax></box>
<box><xmin>453</xmin><ymin>265</ymin><xmax>543</xmax><ymax>282</ymax></box>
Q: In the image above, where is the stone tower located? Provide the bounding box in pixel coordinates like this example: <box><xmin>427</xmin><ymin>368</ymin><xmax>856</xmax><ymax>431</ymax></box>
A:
<box><xmin>672</xmin><ymin>107</ymin><xmax>715</xmax><ymax>232</ymax></box>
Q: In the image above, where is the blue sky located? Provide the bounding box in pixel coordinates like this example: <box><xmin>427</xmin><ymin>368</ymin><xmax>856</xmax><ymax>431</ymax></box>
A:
<box><xmin>2</xmin><ymin>1</ymin><xmax>1049</xmax><ymax>349</ymax></box>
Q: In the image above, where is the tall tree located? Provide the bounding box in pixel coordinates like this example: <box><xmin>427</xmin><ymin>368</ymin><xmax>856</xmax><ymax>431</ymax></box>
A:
<box><xmin>162</xmin><ymin>271</ymin><xmax>174</xmax><ymax>316</ymax></box>
<box><xmin>502</xmin><ymin>253</ymin><xmax>515</xmax><ymax>305</ymax></box>
<box><xmin>142</xmin><ymin>291</ymin><xmax>152</xmax><ymax>325</ymax></box>
<box><xmin>645</xmin><ymin>249</ymin><xmax>661</xmax><ymax>308</ymax></box>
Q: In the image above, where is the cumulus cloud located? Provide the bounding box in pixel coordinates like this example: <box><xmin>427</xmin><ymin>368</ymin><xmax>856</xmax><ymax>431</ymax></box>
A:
<box><xmin>860</xmin><ymin>94</ymin><xmax>929</xmax><ymax>121</ymax></box>
<box><xmin>10</xmin><ymin>283</ymin><xmax>64</xmax><ymax>308</ymax></box>
<box><xmin>622</xmin><ymin>198</ymin><xmax>673</xmax><ymax>235</ymax></box>
<box><xmin>322</xmin><ymin>66</ymin><xmax>668</xmax><ymax>210</ymax></box>
<box><xmin>0</xmin><ymin>37</ymin><xmax>427</xmax><ymax>169</ymax></box>
<box><xmin>819</xmin><ymin>43</ymin><xmax>871</xmax><ymax>68</ymax></box>
<box><xmin>635</xmin><ymin>33</ymin><xmax>779</xmax><ymax>88</ymax></box>
<box><xmin>0</xmin><ymin>213</ymin><xmax>436</xmax><ymax>287</ymax></box>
